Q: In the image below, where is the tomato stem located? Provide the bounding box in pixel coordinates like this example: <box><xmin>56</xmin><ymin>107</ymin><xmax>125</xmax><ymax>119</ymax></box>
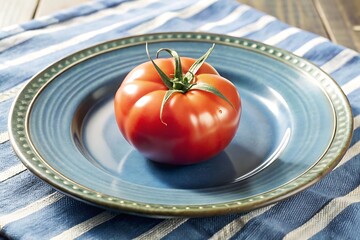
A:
<box><xmin>146</xmin><ymin>43</ymin><xmax>233</xmax><ymax>125</ymax></box>
<box><xmin>146</xmin><ymin>43</ymin><xmax>215</xmax><ymax>92</ymax></box>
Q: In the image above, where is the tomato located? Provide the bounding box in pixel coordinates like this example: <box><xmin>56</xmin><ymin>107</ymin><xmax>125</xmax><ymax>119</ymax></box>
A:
<box><xmin>114</xmin><ymin>44</ymin><xmax>241</xmax><ymax>165</ymax></box>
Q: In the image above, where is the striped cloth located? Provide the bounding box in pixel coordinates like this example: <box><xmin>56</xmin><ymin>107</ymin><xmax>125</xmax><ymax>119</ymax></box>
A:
<box><xmin>1</xmin><ymin>0</ymin><xmax>360</xmax><ymax>239</ymax></box>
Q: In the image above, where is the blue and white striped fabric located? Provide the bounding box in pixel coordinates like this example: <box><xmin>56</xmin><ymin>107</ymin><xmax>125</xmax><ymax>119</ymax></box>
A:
<box><xmin>1</xmin><ymin>0</ymin><xmax>360</xmax><ymax>239</ymax></box>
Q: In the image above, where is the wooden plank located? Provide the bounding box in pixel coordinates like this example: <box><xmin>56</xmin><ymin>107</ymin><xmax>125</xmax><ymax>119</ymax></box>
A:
<box><xmin>0</xmin><ymin>0</ymin><xmax>39</xmax><ymax>28</ymax></box>
<box><xmin>315</xmin><ymin>0</ymin><xmax>360</xmax><ymax>51</ymax></box>
<box><xmin>35</xmin><ymin>0</ymin><xmax>89</xmax><ymax>17</ymax></box>
<box><xmin>238</xmin><ymin>0</ymin><xmax>328</xmax><ymax>38</ymax></box>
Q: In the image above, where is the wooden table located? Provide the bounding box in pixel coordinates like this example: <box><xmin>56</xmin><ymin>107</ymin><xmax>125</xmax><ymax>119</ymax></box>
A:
<box><xmin>1</xmin><ymin>0</ymin><xmax>359</xmax><ymax>52</ymax></box>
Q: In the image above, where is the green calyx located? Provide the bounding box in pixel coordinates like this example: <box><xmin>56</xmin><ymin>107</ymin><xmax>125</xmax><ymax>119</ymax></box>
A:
<box><xmin>146</xmin><ymin>43</ymin><xmax>233</xmax><ymax>125</ymax></box>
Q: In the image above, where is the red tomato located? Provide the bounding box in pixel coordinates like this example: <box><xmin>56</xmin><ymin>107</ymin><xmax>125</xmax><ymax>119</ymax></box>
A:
<box><xmin>114</xmin><ymin>45</ymin><xmax>241</xmax><ymax>165</ymax></box>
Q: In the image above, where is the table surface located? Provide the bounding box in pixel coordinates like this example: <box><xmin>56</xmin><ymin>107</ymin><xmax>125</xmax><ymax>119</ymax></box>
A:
<box><xmin>0</xmin><ymin>0</ymin><xmax>359</xmax><ymax>52</ymax></box>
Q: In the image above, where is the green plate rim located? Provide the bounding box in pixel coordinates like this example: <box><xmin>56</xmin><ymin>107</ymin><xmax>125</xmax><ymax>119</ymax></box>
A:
<box><xmin>8</xmin><ymin>32</ymin><xmax>353</xmax><ymax>217</ymax></box>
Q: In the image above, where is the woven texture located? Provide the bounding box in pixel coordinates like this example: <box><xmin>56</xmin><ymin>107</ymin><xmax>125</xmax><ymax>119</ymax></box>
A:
<box><xmin>1</xmin><ymin>0</ymin><xmax>359</xmax><ymax>239</ymax></box>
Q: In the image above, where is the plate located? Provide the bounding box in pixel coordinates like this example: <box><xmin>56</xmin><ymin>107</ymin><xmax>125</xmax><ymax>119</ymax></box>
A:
<box><xmin>9</xmin><ymin>32</ymin><xmax>353</xmax><ymax>217</ymax></box>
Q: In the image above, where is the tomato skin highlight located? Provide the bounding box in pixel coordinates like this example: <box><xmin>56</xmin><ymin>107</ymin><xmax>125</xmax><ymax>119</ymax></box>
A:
<box><xmin>114</xmin><ymin>57</ymin><xmax>241</xmax><ymax>165</ymax></box>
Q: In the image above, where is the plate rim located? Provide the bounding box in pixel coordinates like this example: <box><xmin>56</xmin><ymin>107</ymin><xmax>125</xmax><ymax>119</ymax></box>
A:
<box><xmin>8</xmin><ymin>32</ymin><xmax>353</xmax><ymax>217</ymax></box>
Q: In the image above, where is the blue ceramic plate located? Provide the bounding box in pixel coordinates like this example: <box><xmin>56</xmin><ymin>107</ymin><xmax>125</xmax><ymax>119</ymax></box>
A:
<box><xmin>9</xmin><ymin>33</ymin><xmax>352</xmax><ymax>217</ymax></box>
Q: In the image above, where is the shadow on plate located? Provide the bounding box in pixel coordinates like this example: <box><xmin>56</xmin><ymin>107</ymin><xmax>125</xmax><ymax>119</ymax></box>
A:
<box><xmin>128</xmin><ymin>143</ymin><xmax>263</xmax><ymax>189</ymax></box>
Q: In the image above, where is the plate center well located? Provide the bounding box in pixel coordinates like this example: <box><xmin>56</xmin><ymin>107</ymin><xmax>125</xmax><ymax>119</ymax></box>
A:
<box><xmin>75</xmin><ymin>81</ymin><xmax>291</xmax><ymax>190</ymax></box>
